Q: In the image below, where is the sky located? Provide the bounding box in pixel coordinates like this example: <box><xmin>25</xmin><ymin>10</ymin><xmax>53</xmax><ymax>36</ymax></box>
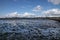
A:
<box><xmin>0</xmin><ymin>0</ymin><xmax>60</xmax><ymax>17</ymax></box>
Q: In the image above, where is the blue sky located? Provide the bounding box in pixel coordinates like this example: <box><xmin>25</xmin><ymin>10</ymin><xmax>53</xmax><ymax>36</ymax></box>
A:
<box><xmin>0</xmin><ymin>0</ymin><xmax>60</xmax><ymax>17</ymax></box>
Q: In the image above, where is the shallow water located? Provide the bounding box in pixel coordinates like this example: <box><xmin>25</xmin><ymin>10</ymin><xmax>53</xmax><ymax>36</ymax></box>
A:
<box><xmin>0</xmin><ymin>19</ymin><xmax>60</xmax><ymax>40</ymax></box>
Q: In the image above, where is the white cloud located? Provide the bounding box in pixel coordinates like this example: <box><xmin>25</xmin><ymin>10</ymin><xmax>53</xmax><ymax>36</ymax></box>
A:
<box><xmin>6</xmin><ymin>9</ymin><xmax>60</xmax><ymax>17</ymax></box>
<box><xmin>48</xmin><ymin>0</ymin><xmax>60</xmax><ymax>5</ymax></box>
<box><xmin>43</xmin><ymin>9</ymin><xmax>60</xmax><ymax>17</ymax></box>
<box><xmin>23</xmin><ymin>12</ymin><xmax>36</xmax><ymax>17</ymax></box>
<box><xmin>6</xmin><ymin>12</ymin><xmax>37</xmax><ymax>18</ymax></box>
<box><xmin>32</xmin><ymin>5</ymin><xmax>42</xmax><ymax>12</ymax></box>
<box><xmin>6</xmin><ymin>12</ymin><xmax>20</xmax><ymax>17</ymax></box>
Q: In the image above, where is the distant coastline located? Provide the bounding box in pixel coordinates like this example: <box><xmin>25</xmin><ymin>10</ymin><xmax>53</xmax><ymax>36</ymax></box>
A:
<box><xmin>0</xmin><ymin>17</ymin><xmax>60</xmax><ymax>22</ymax></box>
<box><xmin>0</xmin><ymin>17</ymin><xmax>47</xmax><ymax>20</ymax></box>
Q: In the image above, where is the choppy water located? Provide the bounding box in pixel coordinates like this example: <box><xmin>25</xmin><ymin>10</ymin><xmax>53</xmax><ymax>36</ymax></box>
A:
<box><xmin>0</xmin><ymin>19</ymin><xmax>60</xmax><ymax>40</ymax></box>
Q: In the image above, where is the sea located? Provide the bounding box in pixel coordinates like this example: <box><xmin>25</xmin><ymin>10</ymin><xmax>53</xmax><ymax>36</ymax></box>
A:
<box><xmin>0</xmin><ymin>19</ymin><xmax>60</xmax><ymax>40</ymax></box>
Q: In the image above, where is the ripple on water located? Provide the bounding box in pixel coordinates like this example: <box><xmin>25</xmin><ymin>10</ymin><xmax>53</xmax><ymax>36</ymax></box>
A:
<box><xmin>0</xmin><ymin>19</ymin><xmax>60</xmax><ymax>40</ymax></box>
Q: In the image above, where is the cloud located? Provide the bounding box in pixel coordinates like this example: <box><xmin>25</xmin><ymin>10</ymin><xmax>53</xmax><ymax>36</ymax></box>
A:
<box><xmin>43</xmin><ymin>9</ymin><xmax>60</xmax><ymax>17</ymax></box>
<box><xmin>48</xmin><ymin>0</ymin><xmax>60</xmax><ymax>5</ymax></box>
<box><xmin>2</xmin><ymin>9</ymin><xmax>60</xmax><ymax>18</ymax></box>
<box><xmin>32</xmin><ymin>5</ymin><xmax>42</xmax><ymax>12</ymax></box>
<box><xmin>6</xmin><ymin>12</ymin><xmax>36</xmax><ymax>17</ymax></box>
<box><xmin>23</xmin><ymin>12</ymin><xmax>36</xmax><ymax>17</ymax></box>
<box><xmin>6</xmin><ymin>9</ymin><xmax>60</xmax><ymax>18</ymax></box>
<box><xmin>6</xmin><ymin>12</ymin><xmax>20</xmax><ymax>17</ymax></box>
